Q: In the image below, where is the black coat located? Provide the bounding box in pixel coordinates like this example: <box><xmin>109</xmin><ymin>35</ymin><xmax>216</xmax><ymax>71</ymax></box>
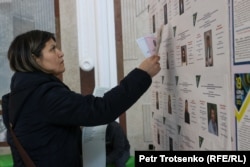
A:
<box><xmin>2</xmin><ymin>68</ymin><xmax>151</xmax><ymax>167</ymax></box>
<box><xmin>106</xmin><ymin>121</ymin><xmax>130</xmax><ymax>164</ymax></box>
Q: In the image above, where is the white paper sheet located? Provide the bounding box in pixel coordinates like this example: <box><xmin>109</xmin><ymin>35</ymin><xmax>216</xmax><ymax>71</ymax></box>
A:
<box><xmin>82</xmin><ymin>87</ymin><xmax>110</xmax><ymax>167</ymax></box>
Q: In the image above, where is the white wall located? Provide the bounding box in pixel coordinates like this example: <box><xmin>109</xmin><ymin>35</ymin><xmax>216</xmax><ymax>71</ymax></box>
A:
<box><xmin>121</xmin><ymin>0</ymin><xmax>153</xmax><ymax>154</ymax></box>
<box><xmin>59</xmin><ymin>0</ymin><xmax>81</xmax><ymax>93</ymax></box>
<box><xmin>76</xmin><ymin>0</ymin><xmax>117</xmax><ymax>89</ymax></box>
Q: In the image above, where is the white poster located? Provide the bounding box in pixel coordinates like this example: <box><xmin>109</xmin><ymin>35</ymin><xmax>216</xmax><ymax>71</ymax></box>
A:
<box><xmin>233</xmin><ymin>0</ymin><xmax>250</xmax><ymax>64</ymax></box>
<box><xmin>82</xmin><ymin>125</ymin><xmax>107</xmax><ymax>167</ymax></box>
<box><xmin>148</xmin><ymin>0</ymin><xmax>233</xmax><ymax>150</ymax></box>
<box><xmin>231</xmin><ymin>0</ymin><xmax>250</xmax><ymax>150</ymax></box>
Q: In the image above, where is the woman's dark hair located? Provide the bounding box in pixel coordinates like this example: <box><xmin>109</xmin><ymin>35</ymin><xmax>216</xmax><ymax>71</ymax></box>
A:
<box><xmin>8</xmin><ymin>30</ymin><xmax>55</xmax><ymax>72</ymax></box>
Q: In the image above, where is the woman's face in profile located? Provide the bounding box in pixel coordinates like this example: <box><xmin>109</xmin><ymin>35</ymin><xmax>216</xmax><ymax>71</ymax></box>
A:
<box><xmin>35</xmin><ymin>38</ymin><xmax>65</xmax><ymax>76</ymax></box>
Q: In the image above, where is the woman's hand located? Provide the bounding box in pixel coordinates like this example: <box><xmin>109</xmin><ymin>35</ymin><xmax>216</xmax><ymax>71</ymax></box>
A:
<box><xmin>138</xmin><ymin>55</ymin><xmax>161</xmax><ymax>77</ymax></box>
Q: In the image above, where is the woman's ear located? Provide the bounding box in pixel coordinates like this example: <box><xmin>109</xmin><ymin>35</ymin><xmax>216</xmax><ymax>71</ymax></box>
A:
<box><xmin>32</xmin><ymin>54</ymin><xmax>40</xmax><ymax>64</ymax></box>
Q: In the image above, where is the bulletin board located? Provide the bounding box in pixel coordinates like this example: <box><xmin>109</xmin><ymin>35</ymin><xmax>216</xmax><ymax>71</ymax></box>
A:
<box><xmin>148</xmin><ymin>0</ymin><xmax>234</xmax><ymax>150</ymax></box>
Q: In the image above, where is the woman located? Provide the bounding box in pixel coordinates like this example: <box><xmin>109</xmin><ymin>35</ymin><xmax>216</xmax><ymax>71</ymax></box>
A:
<box><xmin>2</xmin><ymin>30</ymin><xmax>160</xmax><ymax>167</ymax></box>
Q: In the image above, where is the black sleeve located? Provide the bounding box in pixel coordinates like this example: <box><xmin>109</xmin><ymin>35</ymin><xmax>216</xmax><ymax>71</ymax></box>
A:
<box><xmin>41</xmin><ymin>68</ymin><xmax>152</xmax><ymax>126</ymax></box>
